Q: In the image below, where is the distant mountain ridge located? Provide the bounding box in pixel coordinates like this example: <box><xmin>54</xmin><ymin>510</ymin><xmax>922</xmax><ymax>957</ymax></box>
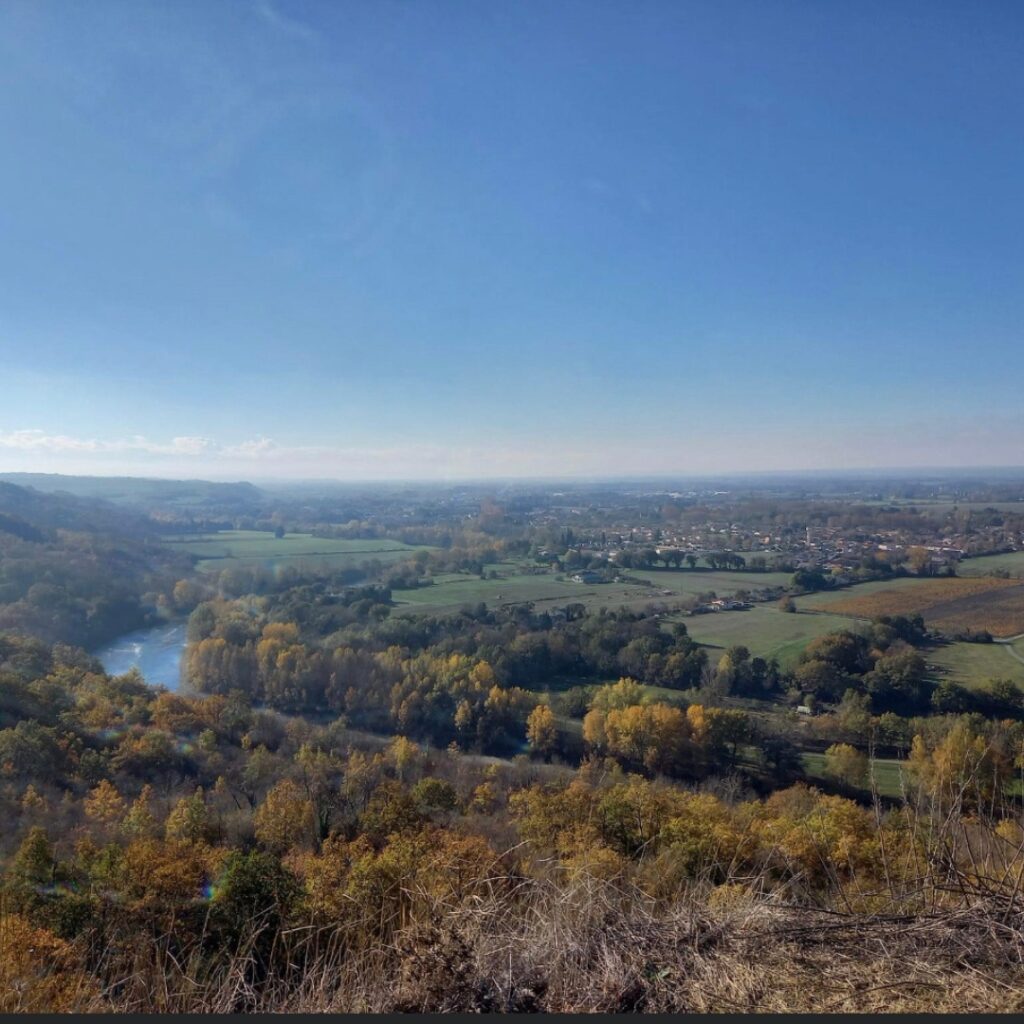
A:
<box><xmin>0</xmin><ymin>473</ymin><xmax>264</xmax><ymax>508</ymax></box>
<box><xmin>0</xmin><ymin>480</ymin><xmax>151</xmax><ymax>537</ymax></box>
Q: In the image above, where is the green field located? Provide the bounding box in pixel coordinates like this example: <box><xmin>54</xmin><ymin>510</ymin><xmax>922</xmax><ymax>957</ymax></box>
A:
<box><xmin>393</xmin><ymin>563</ymin><xmax>871</xmax><ymax>668</ymax></box>
<box><xmin>927</xmin><ymin>638</ymin><xmax>1024</xmax><ymax>688</ymax></box>
<box><xmin>958</xmin><ymin>551</ymin><xmax>1024</xmax><ymax>578</ymax></box>
<box><xmin>163</xmin><ymin>530</ymin><xmax>429</xmax><ymax>573</ymax></box>
<box><xmin>682</xmin><ymin>605</ymin><xmax>862</xmax><ymax>669</ymax></box>
<box><xmin>801</xmin><ymin>752</ymin><xmax>906</xmax><ymax>798</ymax></box>
<box><xmin>393</xmin><ymin>564</ymin><xmax>787</xmax><ymax>617</ymax></box>
<box><xmin>394</xmin><ymin>567</ymin><xmax>595</xmax><ymax>613</ymax></box>
<box><xmin>626</xmin><ymin>568</ymin><xmax>792</xmax><ymax>596</ymax></box>
<box><xmin>794</xmin><ymin>576</ymin><xmax>1024</xmax><ymax>686</ymax></box>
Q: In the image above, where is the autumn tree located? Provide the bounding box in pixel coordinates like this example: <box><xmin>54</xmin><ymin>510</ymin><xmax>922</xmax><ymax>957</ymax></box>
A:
<box><xmin>590</xmin><ymin>677</ymin><xmax>646</xmax><ymax>712</ymax></box>
<box><xmin>582</xmin><ymin>707</ymin><xmax>607</xmax><ymax>752</ymax></box>
<box><xmin>84</xmin><ymin>779</ymin><xmax>126</xmax><ymax>827</ymax></box>
<box><xmin>526</xmin><ymin>704</ymin><xmax>557</xmax><ymax>758</ymax></box>
<box><xmin>121</xmin><ymin>785</ymin><xmax>158</xmax><ymax>839</ymax></box>
<box><xmin>386</xmin><ymin>735</ymin><xmax>423</xmax><ymax>783</ymax></box>
<box><xmin>254</xmin><ymin>779</ymin><xmax>316</xmax><ymax>854</ymax></box>
<box><xmin>165</xmin><ymin>788</ymin><xmax>218</xmax><ymax>845</ymax></box>
<box><xmin>0</xmin><ymin>914</ymin><xmax>98</xmax><ymax>1012</ymax></box>
<box><xmin>823</xmin><ymin>743</ymin><xmax>869</xmax><ymax>788</ymax></box>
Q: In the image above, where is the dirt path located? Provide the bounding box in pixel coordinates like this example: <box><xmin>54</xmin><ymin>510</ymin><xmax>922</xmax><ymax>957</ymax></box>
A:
<box><xmin>993</xmin><ymin>633</ymin><xmax>1024</xmax><ymax>666</ymax></box>
<box><xmin>1004</xmin><ymin>644</ymin><xmax>1024</xmax><ymax>667</ymax></box>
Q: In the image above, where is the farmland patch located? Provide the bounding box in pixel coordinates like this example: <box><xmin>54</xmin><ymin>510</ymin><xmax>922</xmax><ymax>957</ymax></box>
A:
<box><xmin>800</xmin><ymin>576</ymin><xmax>1024</xmax><ymax>638</ymax></box>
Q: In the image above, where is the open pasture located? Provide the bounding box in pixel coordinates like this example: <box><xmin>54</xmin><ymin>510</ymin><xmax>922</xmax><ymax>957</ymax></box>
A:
<box><xmin>393</xmin><ymin>567</ymin><xmax>594</xmax><ymax>613</ymax></box>
<box><xmin>926</xmin><ymin>639</ymin><xmax>1024</xmax><ymax>688</ymax></box>
<box><xmin>958</xmin><ymin>551</ymin><xmax>1024</xmax><ymax>578</ymax></box>
<box><xmin>163</xmin><ymin>530</ymin><xmax>429</xmax><ymax>573</ymax></box>
<box><xmin>799</xmin><ymin>576</ymin><xmax>1024</xmax><ymax>638</ymax></box>
<box><xmin>681</xmin><ymin>605</ymin><xmax>863</xmax><ymax>669</ymax></box>
<box><xmin>626</xmin><ymin>568</ymin><xmax>792</xmax><ymax>596</ymax></box>
<box><xmin>393</xmin><ymin>564</ymin><xmax>790</xmax><ymax>617</ymax></box>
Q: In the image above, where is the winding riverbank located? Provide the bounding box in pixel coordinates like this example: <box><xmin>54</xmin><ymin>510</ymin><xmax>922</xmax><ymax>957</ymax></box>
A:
<box><xmin>93</xmin><ymin>621</ymin><xmax>188</xmax><ymax>691</ymax></box>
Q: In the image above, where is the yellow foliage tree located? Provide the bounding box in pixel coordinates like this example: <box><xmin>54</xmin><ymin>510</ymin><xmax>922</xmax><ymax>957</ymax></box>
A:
<box><xmin>386</xmin><ymin>735</ymin><xmax>422</xmax><ymax>783</ymax></box>
<box><xmin>0</xmin><ymin>914</ymin><xmax>98</xmax><ymax>1012</ymax></box>
<box><xmin>120</xmin><ymin>838</ymin><xmax>210</xmax><ymax>914</ymax></box>
<box><xmin>908</xmin><ymin>722</ymin><xmax>1010</xmax><ymax>808</ymax></box>
<box><xmin>590</xmin><ymin>677</ymin><xmax>645</xmax><ymax>712</ymax></box>
<box><xmin>823</xmin><ymin>743</ymin><xmax>869</xmax><ymax>788</ymax></box>
<box><xmin>526</xmin><ymin>704</ymin><xmax>557</xmax><ymax>757</ymax></box>
<box><xmin>582</xmin><ymin>708</ymin><xmax>607</xmax><ymax>751</ymax></box>
<box><xmin>254</xmin><ymin>778</ymin><xmax>316</xmax><ymax>854</ymax></box>
<box><xmin>84</xmin><ymin>780</ymin><xmax>126</xmax><ymax>826</ymax></box>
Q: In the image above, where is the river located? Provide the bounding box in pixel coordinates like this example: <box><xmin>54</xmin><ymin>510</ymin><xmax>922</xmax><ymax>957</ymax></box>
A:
<box><xmin>94</xmin><ymin>621</ymin><xmax>188</xmax><ymax>691</ymax></box>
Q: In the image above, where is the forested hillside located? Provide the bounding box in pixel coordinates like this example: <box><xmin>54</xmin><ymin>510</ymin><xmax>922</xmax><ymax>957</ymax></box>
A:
<box><xmin>2</xmin><ymin>631</ymin><xmax>1024</xmax><ymax>1012</ymax></box>
<box><xmin>0</xmin><ymin>482</ymin><xmax>188</xmax><ymax>649</ymax></box>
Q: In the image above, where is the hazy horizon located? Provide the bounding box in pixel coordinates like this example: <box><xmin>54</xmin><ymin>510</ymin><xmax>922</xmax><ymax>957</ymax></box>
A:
<box><xmin>3</xmin><ymin>1</ymin><xmax>1023</xmax><ymax>479</ymax></box>
<box><xmin>6</xmin><ymin>462</ymin><xmax>1024</xmax><ymax>490</ymax></box>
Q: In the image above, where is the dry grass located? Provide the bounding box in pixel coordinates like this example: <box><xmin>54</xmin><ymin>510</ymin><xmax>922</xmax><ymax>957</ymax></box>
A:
<box><xmin>44</xmin><ymin>868</ymin><xmax>1024</xmax><ymax>1014</ymax></box>
<box><xmin>15</xmin><ymin>778</ymin><xmax>1024</xmax><ymax>1014</ymax></box>
<box><xmin>821</xmin><ymin>577</ymin><xmax>1024</xmax><ymax>638</ymax></box>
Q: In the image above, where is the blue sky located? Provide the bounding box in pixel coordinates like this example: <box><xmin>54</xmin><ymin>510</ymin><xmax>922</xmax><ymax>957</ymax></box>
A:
<box><xmin>1</xmin><ymin>0</ymin><xmax>1022</xmax><ymax>479</ymax></box>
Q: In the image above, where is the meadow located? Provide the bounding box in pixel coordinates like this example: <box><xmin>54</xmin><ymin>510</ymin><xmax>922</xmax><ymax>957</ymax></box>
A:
<box><xmin>958</xmin><ymin>551</ymin><xmax>1024</xmax><ymax>578</ymax></box>
<box><xmin>681</xmin><ymin>605</ymin><xmax>864</xmax><ymax>669</ymax></box>
<box><xmin>799</xmin><ymin>576</ymin><xmax>1024</xmax><ymax>637</ymax></box>
<box><xmin>800</xmin><ymin>751</ymin><xmax>906</xmax><ymax>799</ymax></box>
<box><xmin>625</xmin><ymin>568</ymin><xmax>792</xmax><ymax>595</ymax></box>
<box><xmin>393</xmin><ymin>564</ymin><xmax>790</xmax><ymax>617</ymax></box>
<box><xmin>926</xmin><ymin>639</ymin><xmax>1024</xmax><ymax>688</ymax></box>
<box><xmin>163</xmin><ymin>530</ymin><xmax>429</xmax><ymax>573</ymax></box>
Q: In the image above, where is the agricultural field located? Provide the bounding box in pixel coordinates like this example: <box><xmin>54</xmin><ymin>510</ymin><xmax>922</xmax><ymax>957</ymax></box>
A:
<box><xmin>163</xmin><ymin>530</ymin><xmax>430</xmax><ymax>573</ymax></box>
<box><xmin>797</xmin><ymin>577</ymin><xmax>941</xmax><ymax>610</ymax></box>
<box><xmin>625</xmin><ymin>568</ymin><xmax>792</xmax><ymax>596</ymax></box>
<box><xmin>958</xmin><ymin>551</ymin><xmax>1024</xmax><ymax>578</ymax></box>
<box><xmin>681</xmin><ymin>605</ymin><xmax>864</xmax><ymax>669</ymax></box>
<box><xmin>393</xmin><ymin>566</ymin><xmax>596</xmax><ymax>614</ymax></box>
<box><xmin>393</xmin><ymin>564</ymin><xmax>789</xmax><ymax>617</ymax></box>
<box><xmin>799</xmin><ymin>576</ymin><xmax>1024</xmax><ymax>638</ymax></box>
<box><xmin>926</xmin><ymin>639</ymin><xmax>1024</xmax><ymax>689</ymax></box>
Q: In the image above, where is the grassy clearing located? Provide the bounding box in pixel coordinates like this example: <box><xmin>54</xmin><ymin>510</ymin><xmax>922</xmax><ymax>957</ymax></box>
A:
<box><xmin>394</xmin><ymin>567</ymin><xmax>606</xmax><ymax>614</ymax></box>
<box><xmin>801</xmin><ymin>752</ymin><xmax>906</xmax><ymax>799</ymax></box>
<box><xmin>682</xmin><ymin>606</ymin><xmax>864</xmax><ymax>669</ymax></box>
<box><xmin>163</xmin><ymin>530</ymin><xmax>429</xmax><ymax>573</ymax></box>
<box><xmin>625</xmin><ymin>568</ymin><xmax>792</xmax><ymax>596</ymax></box>
<box><xmin>393</xmin><ymin>564</ymin><xmax>786</xmax><ymax>617</ymax></box>
<box><xmin>799</xmin><ymin>576</ymin><xmax>1024</xmax><ymax>638</ymax></box>
<box><xmin>958</xmin><ymin>551</ymin><xmax>1024</xmax><ymax>578</ymax></box>
<box><xmin>927</xmin><ymin>640</ymin><xmax>1024</xmax><ymax>688</ymax></box>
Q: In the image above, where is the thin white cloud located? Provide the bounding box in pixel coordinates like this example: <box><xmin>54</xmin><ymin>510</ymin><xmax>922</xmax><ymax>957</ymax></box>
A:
<box><xmin>0</xmin><ymin>430</ymin><xmax>215</xmax><ymax>457</ymax></box>
<box><xmin>253</xmin><ymin>0</ymin><xmax>320</xmax><ymax>43</ymax></box>
<box><xmin>0</xmin><ymin>428</ymin><xmax>616</xmax><ymax>478</ymax></box>
<box><xmin>0</xmin><ymin>418</ymin><xmax>1021</xmax><ymax>481</ymax></box>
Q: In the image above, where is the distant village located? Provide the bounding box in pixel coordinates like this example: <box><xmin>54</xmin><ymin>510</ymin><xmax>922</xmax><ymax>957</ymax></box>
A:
<box><xmin>527</xmin><ymin>490</ymin><xmax>1024</xmax><ymax>596</ymax></box>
